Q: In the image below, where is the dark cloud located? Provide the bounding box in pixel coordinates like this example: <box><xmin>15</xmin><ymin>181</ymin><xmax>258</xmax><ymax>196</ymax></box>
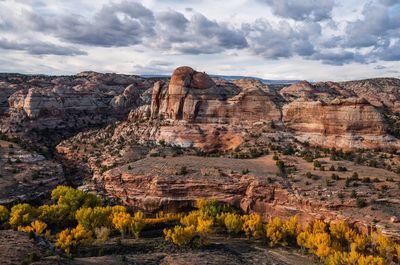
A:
<box><xmin>153</xmin><ymin>12</ymin><xmax>248</xmax><ymax>54</ymax></box>
<box><xmin>190</xmin><ymin>14</ymin><xmax>247</xmax><ymax>49</ymax></box>
<box><xmin>0</xmin><ymin>38</ymin><xmax>87</xmax><ymax>56</ymax></box>
<box><xmin>22</xmin><ymin>2</ymin><xmax>247</xmax><ymax>55</ymax></box>
<box><xmin>375</xmin><ymin>40</ymin><xmax>400</xmax><ymax>61</ymax></box>
<box><xmin>148</xmin><ymin>60</ymin><xmax>173</xmax><ymax>66</ymax></box>
<box><xmin>242</xmin><ymin>19</ymin><xmax>318</xmax><ymax>59</ymax></box>
<box><xmin>28</xmin><ymin>1</ymin><xmax>156</xmax><ymax>47</ymax></box>
<box><xmin>157</xmin><ymin>10</ymin><xmax>189</xmax><ymax>32</ymax></box>
<box><xmin>310</xmin><ymin>51</ymin><xmax>368</xmax><ymax>66</ymax></box>
<box><xmin>374</xmin><ymin>65</ymin><xmax>387</xmax><ymax>70</ymax></box>
<box><xmin>344</xmin><ymin>3</ymin><xmax>396</xmax><ymax>48</ymax></box>
<box><xmin>258</xmin><ymin>0</ymin><xmax>335</xmax><ymax>21</ymax></box>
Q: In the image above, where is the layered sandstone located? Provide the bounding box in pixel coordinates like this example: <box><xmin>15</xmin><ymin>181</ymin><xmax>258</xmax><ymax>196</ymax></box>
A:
<box><xmin>145</xmin><ymin>67</ymin><xmax>400</xmax><ymax>150</ymax></box>
<box><xmin>2</xmin><ymin>68</ymin><xmax>399</xmax><ymax>151</ymax></box>
<box><xmin>98</xmin><ymin>154</ymin><xmax>400</xmax><ymax>238</ymax></box>
<box><xmin>282</xmin><ymin>98</ymin><xmax>399</xmax><ymax>149</ymax></box>
<box><xmin>146</xmin><ymin>66</ymin><xmax>284</xmax><ymax>150</ymax></box>
<box><xmin>0</xmin><ymin>72</ymin><xmax>153</xmax><ymax>144</ymax></box>
<box><xmin>341</xmin><ymin>78</ymin><xmax>400</xmax><ymax>112</ymax></box>
<box><xmin>102</xmin><ymin>156</ymin><xmax>327</xmax><ymax>224</ymax></box>
<box><xmin>151</xmin><ymin>66</ymin><xmax>281</xmax><ymax>124</ymax></box>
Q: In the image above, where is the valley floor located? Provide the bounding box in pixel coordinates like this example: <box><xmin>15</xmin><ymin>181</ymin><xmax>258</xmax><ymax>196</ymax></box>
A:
<box><xmin>0</xmin><ymin>230</ymin><xmax>320</xmax><ymax>265</ymax></box>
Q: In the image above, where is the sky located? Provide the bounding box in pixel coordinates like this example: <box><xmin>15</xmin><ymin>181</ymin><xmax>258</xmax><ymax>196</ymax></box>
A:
<box><xmin>0</xmin><ymin>0</ymin><xmax>399</xmax><ymax>81</ymax></box>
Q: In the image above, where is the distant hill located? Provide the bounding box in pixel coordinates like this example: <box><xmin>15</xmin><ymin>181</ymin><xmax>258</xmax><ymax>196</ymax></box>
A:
<box><xmin>141</xmin><ymin>74</ymin><xmax>300</xmax><ymax>85</ymax></box>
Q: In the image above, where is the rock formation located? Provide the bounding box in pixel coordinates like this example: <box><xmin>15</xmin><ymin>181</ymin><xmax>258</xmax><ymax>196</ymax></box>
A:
<box><xmin>151</xmin><ymin>66</ymin><xmax>281</xmax><ymax>124</ymax></box>
<box><xmin>146</xmin><ymin>67</ymin><xmax>400</xmax><ymax>150</ymax></box>
<box><xmin>2</xmin><ymin>67</ymin><xmax>399</xmax><ymax>150</ymax></box>
<box><xmin>0</xmin><ymin>139</ymin><xmax>64</xmax><ymax>206</ymax></box>
<box><xmin>0</xmin><ymin>72</ymin><xmax>153</xmax><ymax>144</ymax></box>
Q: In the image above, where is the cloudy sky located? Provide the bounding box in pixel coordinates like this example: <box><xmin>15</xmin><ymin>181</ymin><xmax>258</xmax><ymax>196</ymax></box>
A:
<box><xmin>0</xmin><ymin>0</ymin><xmax>399</xmax><ymax>81</ymax></box>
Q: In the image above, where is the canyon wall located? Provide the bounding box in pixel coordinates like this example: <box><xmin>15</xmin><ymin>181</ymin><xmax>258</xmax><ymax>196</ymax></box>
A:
<box><xmin>147</xmin><ymin>66</ymin><xmax>400</xmax><ymax>150</ymax></box>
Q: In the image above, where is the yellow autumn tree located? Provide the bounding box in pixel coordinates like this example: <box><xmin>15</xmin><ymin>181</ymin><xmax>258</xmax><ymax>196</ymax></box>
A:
<box><xmin>111</xmin><ymin>205</ymin><xmax>127</xmax><ymax>214</ymax></box>
<box><xmin>296</xmin><ymin>220</ymin><xmax>332</xmax><ymax>260</ymax></box>
<box><xmin>56</xmin><ymin>224</ymin><xmax>93</xmax><ymax>254</ymax></box>
<box><xmin>297</xmin><ymin>229</ymin><xmax>313</xmax><ymax>250</ymax></box>
<box><xmin>357</xmin><ymin>255</ymin><xmax>385</xmax><ymax>265</ymax></box>
<box><xmin>164</xmin><ymin>225</ymin><xmax>196</xmax><ymax>247</ymax></box>
<box><xmin>196</xmin><ymin>217</ymin><xmax>213</xmax><ymax>245</ymax></box>
<box><xmin>129</xmin><ymin>211</ymin><xmax>145</xmax><ymax>239</ymax></box>
<box><xmin>37</xmin><ymin>204</ymin><xmax>70</xmax><ymax>227</ymax></box>
<box><xmin>325</xmin><ymin>250</ymin><xmax>348</xmax><ymax>265</ymax></box>
<box><xmin>350</xmin><ymin>234</ymin><xmax>369</xmax><ymax>254</ymax></box>
<box><xmin>313</xmin><ymin>219</ymin><xmax>328</xmax><ymax>234</ymax></box>
<box><xmin>395</xmin><ymin>244</ymin><xmax>400</xmax><ymax>262</ymax></box>
<box><xmin>144</xmin><ymin>211</ymin><xmax>181</xmax><ymax>224</ymax></box>
<box><xmin>0</xmin><ymin>205</ymin><xmax>9</xmax><ymax>227</ymax></box>
<box><xmin>9</xmin><ymin>203</ymin><xmax>36</xmax><ymax>228</ymax></box>
<box><xmin>223</xmin><ymin>213</ymin><xmax>243</xmax><ymax>235</ymax></box>
<box><xmin>266</xmin><ymin>217</ymin><xmax>285</xmax><ymax>246</ymax></box>
<box><xmin>112</xmin><ymin>211</ymin><xmax>132</xmax><ymax>238</ymax></box>
<box><xmin>283</xmin><ymin>216</ymin><xmax>301</xmax><ymax>245</ymax></box>
<box><xmin>18</xmin><ymin>220</ymin><xmax>47</xmax><ymax>236</ymax></box>
<box><xmin>242</xmin><ymin>213</ymin><xmax>263</xmax><ymax>239</ymax></box>
<box><xmin>313</xmin><ymin>232</ymin><xmax>332</xmax><ymax>259</ymax></box>
<box><xmin>51</xmin><ymin>185</ymin><xmax>101</xmax><ymax>212</ymax></box>
<box><xmin>75</xmin><ymin>207</ymin><xmax>113</xmax><ymax>230</ymax></box>
<box><xmin>326</xmin><ymin>249</ymin><xmax>385</xmax><ymax>265</ymax></box>
<box><xmin>371</xmin><ymin>232</ymin><xmax>394</xmax><ymax>259</ymax></box>
<box><xmin>180</xmin><ymin>211</ymin><xmax>201</xmax><ymax>227</ymax></box>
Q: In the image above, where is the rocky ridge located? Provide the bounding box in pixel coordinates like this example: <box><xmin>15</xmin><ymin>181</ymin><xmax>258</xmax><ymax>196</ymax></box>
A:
<box><xmin>0</xmin><ymin>72</ymin><xmax>153</xmax><ymax>145</ymax></box>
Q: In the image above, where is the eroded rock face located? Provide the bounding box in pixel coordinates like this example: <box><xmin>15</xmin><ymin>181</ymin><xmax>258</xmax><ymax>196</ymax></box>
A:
<box><xmin>152</xmin><ymin>67</ymin><xmax>281</xmax><ymax>124</ymax></box>
<box><xmin>145</xmin><ymin>67</ymin><xmax>400</xmax><ymax>150</ymax></box>
<box><xmin>3</xmin><ymin>68</ymin><xmax>399</xmax><ymax>151</ymax></box>
<box><xmin>281</xmin><ymin>98</ymin><xmax>398</xmax><ymax>149</ymax></box>
<box><xmin>0</xmin><ymin>140</ymin><xmax>65</xmax><ymax>206</ymax></box>
<box><xmin>98</xmin><ymin>154</ymin><xmax>400</xmax><ymax>237</ymax></box>
<box><xmin>146</xmin><ymin>67</ymin><xmax>285</xmax><ymax>150</ymax></box>
<box><xmin>170</xmin><ymin>66</ymin><xmax>215</xmax><ymax>90</ymax></box>
<box><xmin>340</xmin><ymin>78</ymin><xmax>400</xmax><ymax>112</ymax></box>
<box><xmin>102</xmin><ymin>156</ymin><xmax>303</xmax><ymax>220</ymax></box>
<box><xmin>0</xmin><ymin>72</ymin><xmax>153</xmax><ymax>143</ymax></box>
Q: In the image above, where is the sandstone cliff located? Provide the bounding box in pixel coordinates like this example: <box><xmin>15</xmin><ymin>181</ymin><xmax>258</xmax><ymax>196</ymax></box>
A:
<box><xmin>151</xmin><ymin>66</ymin><xmax>282</xmax><ymax>124</ymax></box>
<box><xmin>146</xmin><ymin>67</ymin><xmax>400</xmax><ymax>150</ymax></box>
<box><xmin>341</xmin><ymin>78</ymin><xmax>400</xmax><ymax>112</ymax></box>
<box><xmin>0</xmin><ymin>72</ymin><xmax>153</xmax><ymax>144</ymax></box>
<box><xmin>2</xmin><ymin>68</ymin><xmax>399</xmax><ymax>150</ymax></box>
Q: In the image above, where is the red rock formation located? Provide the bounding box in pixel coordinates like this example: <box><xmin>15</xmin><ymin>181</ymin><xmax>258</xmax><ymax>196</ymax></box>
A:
<box><xmin>146</xmin><ymin>67</ymin><xmax>400</xmax><ymax>150</ymax></box>
<box><xmin>282</xmin><ymin>97</ymin><xmax>399</xmax><ymax>149</ymax></box>
<box><xmin>152</xmin><ymin>66</ymin><xmax>281</xmax><ymax>123</ymax></box>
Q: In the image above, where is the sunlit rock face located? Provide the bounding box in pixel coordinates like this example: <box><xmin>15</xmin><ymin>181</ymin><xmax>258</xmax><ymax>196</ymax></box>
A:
<box><xmin>151</xmin><ymin>66</ymin><xmax>281</xmax><ymax>124</ymax></box>
<box><xmin>148</xmin><ymin>66</ymin><xmax>400</xmax><ymax>150</ymax></box>
<box><xmin>1</xmin><ymin>68</ymin><xmax>399</xmax><ymax>151</ymax></box>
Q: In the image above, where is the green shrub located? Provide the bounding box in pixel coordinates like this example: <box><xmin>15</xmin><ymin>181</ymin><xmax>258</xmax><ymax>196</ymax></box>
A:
<box><xmin>356</xmin><ymin>198</ymin><xmax>367</xmax><ymax>208</ymax></box>
<box><xmin>313</xmin><ymin>160</ymin><xmax>321</xmax><ymax>168</ymax></box>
